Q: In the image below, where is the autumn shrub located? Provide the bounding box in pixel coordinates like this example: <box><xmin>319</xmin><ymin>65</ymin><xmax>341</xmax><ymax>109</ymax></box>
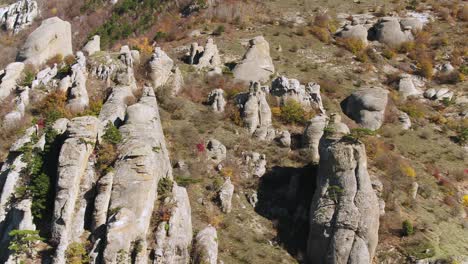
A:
<box><xmin>225</xmin><ymin>103</ymin><xmax>243</xmax><ymax>127</ymax></box>
<box><xmin>18</xmin><ymin>64</ymin><xmax>36</xmax><ymax>87</ymax></box>
<box><xmin>437</xmin><ymin>71</ymin><xmax>465</xmax><ymax>84</ymax></box>
<box><xmin>399</xmin><ymin>41</ymin><xmax>416</xmax><ymax>53</ymax></box>
<box><xmin>66</xmin><ymin>242</ymin><xmax>90</xmax><ymax>264</ymax></box>
<box><xmin>382</xmin><ymin>48</ymin><xmax>396</xmax><ymax>59</ymax></box>
<box><xmin>399</xmin><ymin>99</ymin><xmax>427</xmax><ymax>119</ymax></box>
<box><xmin>46</xmin><ymin>54</ymin><xmax>64</xmax><ymax>67</ymax></box>
<box><xmin>279</xmin><ymin>100</ymin><xmax>312</xmax><ymax>125</ymax></box>
<box><xmin>310</xmin><ymin>26</ymin><xmax>331</xmax><ymax>43</ymax></box>
<box><xmin>318</xmin><ymin>79</ymin><xmax>339</xmax><ymax>94</ymax></box>
<box><xmin>308</xmin><ymin>13</ymin><xmax>337</xmax><ymax>44</ymax></box>
<box><xmin>33</xmin><ymin>91</ymin><xmax>70</xmax><ymax>125</ymax></box>
<box><xmin>337</xmin><ymin>38</ymin><xmax>366</xmax><ymax>55</ymax></box>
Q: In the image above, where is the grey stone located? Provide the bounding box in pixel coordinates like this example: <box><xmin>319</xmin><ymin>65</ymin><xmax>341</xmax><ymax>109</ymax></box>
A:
<box><xmin>207</xmin><ymin>89</ymin><xmax>226</xmax><ymax>112</ymax></box>
<box><xmin>83</xmin><ymin>35</ymin><xmax>101</xmax><ymax>56</ymax></box>
<box><xmin>343</xmin><ymin>87</ymin><xmax>389</xmax><ymax>130</ymax></box>
<box><xmin>0</xmin><ymin>62</ymin><xmax>24</xmax><ymax>100</ymax></box>
<box><xmin>193</xmin><ymin>226</ymin><xmax>218</xmax><ymax>264</ymax></box>
<box><xmin>233</xmin><ymin>36</ymin><xmax>275</xmax><ymax>83</ymax></box>
<box><xmin>219</xmin><ymin>178</ymin><xmax>234</xmax><ymax>213</ymax></box>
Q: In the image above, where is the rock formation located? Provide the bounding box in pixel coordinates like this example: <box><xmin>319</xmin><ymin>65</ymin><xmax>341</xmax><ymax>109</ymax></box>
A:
<box><xmin>83</xmin><ymin>35</ymin><xmax>101</xmax><ymax>56</ymax></box>
<box><xmin>206</xmin><ymin>139</ymin><xmax>227</xmax><ymax>164</ymax></box>
<box><xmin>424</xmin><ymin>87</ymin><xmax>454</xmax><ymax>101</ymax></box>
<box><xmin>369</xmin><ymin>17</ymin><xmax>414</xmax><ymax>48</ymax></box>
<box><xmin>98</xmin><ymin>84</ymin><xmax>135</xmax><ymax>127</ymax></box>
<box><xmin>3</xmin><ymin>86</ymin><xmax>29</xmax><ymax>128</ymax></box>
<box><xmin>149</xmin><ymin>47</ymin><xmax>174</xmax><ymax>89</ymax></box>
<box><xmin>343</xmin><ymin>87</ymin><xmax>388</xmax><ymax>131</ymax></box>
<box><xmin>277</xmin><ymin>130</ymin><xmax>291</xmax><ymax>148</ymax></box>
<box><xmin>219</xmin><ymin>177</ymin><xmax>234</xmax><ymax>213</ymax></box>
<box><xmin>335</xmin><ymin>24</ymin><xmax>369</xmax><ymax>45</ymax></box>
<box><xmin>303</xmin><ymin>114</ymin><xmax>328</xmax><ymax>163</ymax></box>
<box><xmin>18</xmin><ymin>17</ymin><xmax>73</xmax><ymax>66</ymax></box>
<box><xmin>237</xmin><ymin>82</ymin><xmax>275</xmax><ymax>140</ymax></box>
<box><xmin>207</xmin><ymin>89</ymin><xmax>226</xmax><ymax>112</ymax></box>
<box><xmin>66</xmin><ymin>52</ymin><xmax>89</xmax><ymax>113</ymax></box>
<box><xmin>0</xmin><ymin>62</ymin><xmax>24</xmax><ymax>100</ymax></box>
<box><xmin>307</xmin><ymin>136</ymin><xmax>380</xmax><ymax>264</ymax></box>
<box><xmin>398</xmin><ymin>74</ymin><xmax>424</xmax><ymax>99</ymax></box>
<box><xmin>233</xmin><ymin>36</ymin><xmax>275</xmax><ymax>83</ymax></box>
<box><xmin>0</xmin><ymin>0</ymin><xmax>38</xmax><ymax>34</ymax></box>
<box><xmin>101</xmin><ymin>86</ymin><xmax>172</xmax><ymax>262</ymax></box>
<box><xmin>189</xmin><ymin>38</ymin><xmax>222</xmax><ymax>70</ymax></box>
<box><xmin>51</xmin><ymin>116</ymin><xmax>99</xmax><ymax>264</ymax></box>
<box><xmin>32</xmin><ymin>64</ymin><xmax>58</xmax><ymax>89</ymax></box>
<box><xmin>271</xmin><ymin>76</ymin><xmax>325</xmax><ymax>113</ymax></box>
<box><xmin>193</xmin><ymin>226</ymin><xmax>218</xmax><ymax>264</ymax></box>
<box><xmin>242</xmin><ymin>151</ymin><xmax>267</xmax><ymax>178</ymax></box>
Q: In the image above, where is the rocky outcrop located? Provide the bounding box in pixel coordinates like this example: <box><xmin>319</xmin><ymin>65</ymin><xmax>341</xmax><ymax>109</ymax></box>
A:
<box><xmin>193</xmin><ymin>226</ymin><xmax>218</xmax><ymax>264</ymax></box>
<box><xmin>18</xmin><ymin>17</ymin><xmax>73</xmax><ymax>66</ymax></box>
<box><xmin>242</xmin><ymin>151</ymin><xmax>267</xmax><ymax>178</ymax></box>
<box><xmin>189</xmin><ymin>38</ymin><xmax>222</xmax><ymax>70</ymax></box>
<box><xmin>207</xmin><ymin>89</ymin><xmax>226</xmax><ymax>112</ymax></box>
<box><xmin>154</xmin><ymin>184</ymin><xmax>193</xmax><ymax>264</ymax></box>
<box><xmin>32</xmin><ymin>64</ymin><xmax>58</xmax><ymax>89</ymax></box>
<box><xmin>271</xmin><ymin>76</ymin><xmax>325</xmax><ymax>113</ymax></box>
<box><xmin>398</xmin><ymin>74</ymin><xmax>424</xmax><ymax>99</ymax></box>
<box><xmin>369</xmin><ymin>17</ymin><xmax>414</xmax><ymax>47</ymax></box>
<box><xmin>0</xmin><ymin>62</ymin><xmax>24</xmax><ymax>100</ymax></box>
<box><xmin>206</xmin><ymin>139</ymin><xmax>227</xmax><ymax>164</ymax></box>
<box><xmin>3</xmin><ymin>86</ymin><xmax>29</xmax><ymax>128</ymax></box>
<box><xmin>101</xmin><ymin>87</ymin><xmax>172</xmax><ymax>262</ymax></box>
<box><xmin>98</xmin><ymin>84</ymin><xmax>135</xmax><ymax>127</ymax></box>
<box><xmin>83</xmin><ymin>35</ymin><xmax>101</xmax><ymax>56</ymax></box>
<box><xmin>424</xmin><ymin>87</ymin><xmax>454</xmax><ymax>101</ymax></box>
<box><xmin>51</xmin><ymin>116</ymin><xmax>99</xmax><ymax>264</ymax></box>
<box><xmin>219</xmin><ymin>177</ymin><xmax>234</xmax><ymax>213</ymax></box>
<box><xmin>66</xmin><ymin>52</ymin><xmax>89</xmax><ymax>113</ymax></box>
<box><xmin>237</xmin><ymin>82</ymin><xmax>275</xmax><ymax>140</ymax></box>
<box><xmin>277</xmin><ymin>130</ymin><xmax>291</xmax><ymax>148</ymax></box>
<box><xmin>307</xmin><ymin>137</ymin><xmax>380</xmax><ymax>264</ymax></box>
<box><xmin>233</xmin><ymin>36</ymin><xmax>275</xmax><ymax>83</ymax></box>
<box><xmin>115</xmin><ymin>45</ymin><xmax>138</xmax><ymax>92</ymax></box>
<box><xmin>0</xmin><ymin>0</ymin><xmax>38</xmax><ymax>34</ymax></box>
<box><xmin>149</xmin><ymin>47</ymin><xmax>174</xmax><ymax>89</ymax></box>
<box><xmin>343</xmin><ymin>87</ymin><xmax>388</xmax><ymax>131</ymax></box>
<box><xmin>335</xmin><ymin>24</ymin><xmax>368</xmax><ymax>45</ymax></box>
<box><xmin>303</xmin><ymin>114</ymin><xmax>328</xmax><ymax>163</ymax></box>
<box><xmin>91</xmin><ymin>171</ymin><xmax>113</xmax><ymax>233</ymax></box>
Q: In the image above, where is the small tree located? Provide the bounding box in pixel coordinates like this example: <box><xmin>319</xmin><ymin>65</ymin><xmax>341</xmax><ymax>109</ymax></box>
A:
<box><xmin>102</xmin><ymin>122</ymin><xmax>123</xmax><ymax>145</ymax></box>
<box><xmin>402</xmin><ymin>220</ymin><xmax>415</xmax><ymax>236</ymax></box>
<box><xmin>8</xmin><ymin>229</ymin><xmax>44</xmax><ymax>261</ymax></box>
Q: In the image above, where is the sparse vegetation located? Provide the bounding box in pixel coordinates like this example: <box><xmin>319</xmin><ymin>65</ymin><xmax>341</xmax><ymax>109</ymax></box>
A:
<box><xmin>8</xmin><ymin>229</ymin><xmax>44</xmax><ymax>261</ymax></box>
<box><xmin>401</xmin><ymin>220</ymin><xmax>414</xmax><ymax>236</ymax></box>
<box><xmin>66</xmin><ymin>242</ymin><xmax>90</xmax><ymax>264</ymax></box>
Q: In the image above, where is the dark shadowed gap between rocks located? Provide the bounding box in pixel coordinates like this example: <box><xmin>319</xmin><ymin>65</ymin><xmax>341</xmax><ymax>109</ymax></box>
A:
<box><xmin>255</xmin><ymin>164</ymin><xmax>317</xmax><ymax>264</ymax></box>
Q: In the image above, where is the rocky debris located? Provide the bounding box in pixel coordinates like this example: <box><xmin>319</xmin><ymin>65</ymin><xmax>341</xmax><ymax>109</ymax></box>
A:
<box><xmin>242</xmin><ymin>151</ymin><xmax>267</xmax><ymax>178</ymax></box>
<box><xmin>149</xmin><ymin>47</ymin><xmax>174</xmax><ymax>89</ymax></box>
<box><xmin>101</xmin><ymin>86</ymin><xmax>172</xmax><ymax>262</ymax></box>
<box><xmin>336</xmin><ymin>13</ymin><xmax>378</xmax><ymax>29</ymax></box>
<box><xmin>0</xmin><ymin>0</ymin><xmax>38</xmax><ymax>34</ymax></box>
<box><xmin>233</xmin><ymin>36</ymin><xmax>275</xmax><ymax>83</ymax></box>
<box><xmin>303</xmin><ymin>114</ymin><xmax>328</xmax><ymax>163</ymax></box>
<box><xmin>398</xmin><ymin>74</ymin><xmax>424</xmax><ymax>99</ymax></box>
<box><xmin>18</xmin><ymin>17</ymin><xmax>73</xmax><ymax>66</ymax></box>
<box><xmin>399</xmin><ymin>111</ymin><xmax>411</xmax><ymax>130</ymax></box>
<box><xmin>82</xmin><ymin>35</ymin><xmax>101</xmax><ymax>56</ymax></box>
<box><xmin>369</xmin><ymin>17</ymin><xmax>414</xmax><ymax>47</ymax></box>
<box><xmin>307</xmin><ymin>137</ymin><xmax>380</xmax><ymax>264</ymax></box>
<box><xmin>271</xmin><ymin>76</ymin><xmax>325</xmax><ymax>113</ymax></box>
<box><xmin>219</xmin><ymin>177</ymin><xmax>234</xmax><ymax>213</ymax></box>
<box><xmin>189</xmin><ymin>38</ymin><xmax>222</xmax><ymax>70</ymax></box>
<box><xmin>335</xmin><ymin>24</ymin><xmax>368</xmax><ymax>45</ymax></box>
<box><xmin>50</xmin><ymin>116</ymin><xmax>99</xmax><ymax>264</ymax></box>
<box><xmin>237</xmin><ymin>82</ymin><xmax>275</xmax><ymax>140</ymax></box>
<box><xmin>206</xmin><ymin>139</ymin><xmax>227</xmax><ymax>164</ymax></box>
<box><xmin>424</xmin><ymin>87</ymin><xmax>454</xmax><ymax>101</ymax></box>
<box><xmin>154</xmin><ymin>184</ymin><xmax>193</xmax><ymax>263</ymax></box>
<box><xmin>0</xmin><ymin>62</ymin><xmax>24</xmax><ymax>100</ymax></box>
<box><xmin>343</xmin><ymin>87</ymin><xmax>389</xmax><ymax>131</ymax></box>
<box><xmin>207</xmin><ymin>89</ymin><xmax>226</xmax><ymax>112</ymax></box>
<box><xmin>435</xmin><ymin>62</ymin><xmax>455</xmax><ymax>74</ymax></box>
<box><xmin>31</xmin><ymin>64</ymin><xmax>58</xmax><ymax>89</ymax></box>
<box><xmin>98</xmin><ymin>84</ymin><xmax>135</xmax><ymax>127</ymax></box>
<box><xmin>276</xmin><ymin>130</ymin><xmax>291</xmax><ymax>148</ymax></box>
<box><xmin>193</xmin><ymin>226</ymin><xmax>218</xmax><ymax>264</ymax></box>
<box><xmin>3</xmin><ymin>86</ymin><xmax>29</xmax><ymax>128</ymax></box>
<box><xmin>66</xmin><ymin>52</ymin><xmax>89</xmax><ymax>113</ymax></box>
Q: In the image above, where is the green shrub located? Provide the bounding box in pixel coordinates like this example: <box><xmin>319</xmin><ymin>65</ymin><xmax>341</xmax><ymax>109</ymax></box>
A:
<box><xmin>175</xmin><ymin>175</ymin><xmax>201</xmax><ymax>187</ymax></box>
<box><xmin>402</xmin><ymin>220</ymin><xmax>414</xmax><ymax>236</ymax></box>
<box><xmin>8</xmin><ymin>229</ymin><xmax>44</xmax><ymax>259</ymax></box>
<box><xmin>343</xmin><ymin>128</ymin><xmax>376</xmax><ymax>142</ymax></box>
<box><xmin>18</xmin><ymin>66</ymin><xmax>36</xmax><ymax>87</ymax></box>
<box><xmin>66</xmin><ymin>242</ymin><xmax>90</xmax><ymax>264</ymax></box>
<box><xmin>456</xmin><ymin>127</ymin><xmax>468</xmax><ymax>145</ymax></box>
<box><xmin>95</xmin><ymin>143</ymin><xmax>118</xmax><ymax>175</ymax></box>
<box><xmin>158</xmin><ymin>177</ymin><xmax>173</xmax><ymax>199</ymax></box>
<box><xmin>280</xmin><ymin>99</ymin><xmax>311</xmax><ymax>125</ymax></box>
<box><xmin>102</xmin><ymin>122</ymin><xmax>122</xmax><ymax>145</ymax></box>
<box><xmin>213</xmin><ymin>25</ymin><xmax>225</xmax><ymax>36</ymax></box>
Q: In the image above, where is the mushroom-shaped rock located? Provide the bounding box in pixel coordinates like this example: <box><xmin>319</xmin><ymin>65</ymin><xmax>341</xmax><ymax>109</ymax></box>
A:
<box><xmin>82</xmin><ymin>35</ymin><xmax>101</xmax><ymax>56</ymax></box>
<box><xmin>149</xmin><ymin>47</ymin><xmax>174</xmax><ymax>89</ymax></box>
<box><xmin>206</xmin><ymin>139</ymin><xmax>227</xmax><ymax>164</ymax></box>
<box><xmin>193</xmin><ymin>226</ymin><xmax>218</xmax><ymax>264</ymax></box>
<box><xmin>219</xmin><ymin>177</ymin><xmax>234</xmax><ymax>213</ymax></box>
<box><xmin>307</xmin><ymin>138</ymin><xmax>380</xmax><ymax>264</ymax></box>
<box><xmin>343</xmin><ymin>87</ymin><xmax>388</xmax><ymax>131</ymax></box>
<box><xmin>207</xmin><ymin>89</ymin><xmax>226</xmax><ymax>112</ymax></box>
<box><xmin>18</xmin><ymin>17</ymin><xmax>72</xmax><ymax>66</ymax></box>
<box><xmin>233</xmin><ymin>36</ymin><xmax>275</xmax><ymax>83</ymax></box>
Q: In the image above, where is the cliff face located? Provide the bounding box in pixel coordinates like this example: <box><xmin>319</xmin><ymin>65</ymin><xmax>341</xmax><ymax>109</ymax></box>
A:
<box><xmin>307</xmin><ymin>138</ymin><xmax>380</xmax><ymax>264</ymax></box>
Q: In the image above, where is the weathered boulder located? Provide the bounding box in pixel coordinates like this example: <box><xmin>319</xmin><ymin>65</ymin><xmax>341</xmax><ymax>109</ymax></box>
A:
<box><xmin>277</xmin><ymin>130</ymin><xmax>291</xmax><ymax>148</ymax></box>
<box><xmin>369</xmin><ymin>17</ymin><xmax>413</xmax><ymax>47</ymax></box>
<box><xmin>154</xmin><ymin>184</ymin><xmax>192</xmax><ymax>264</ymax></box>
<box><xmin>66</xmin><ymin>52</ymin><xmax>89</xmax><ymax>113</ymax></box>
<box><xmin>271</xmin><ymin>76</ymin><xmax>325</xmax><ymax>113</ymax></box>
<box><xmin>83</xmin><ymin>35</ymin><xmax>101</xmax><ymax>56</ymax></box>
<box><xmin>189</xmin><ymin>38</ymin><xmax>221</xmax><ymax>70</ymax></box>
<box><xmin>399</xmin><ymin>111</ymin><xmax>411</xmax><ymax>130</ymax></box>
<box><xmin>149</xmin><ymin>47</ymin><xmax>174</xmax><ymax>89</ymax></box>
<box><xmin>31</xmin><ymin>64</ymin><xmax>58</xmax><ymax>89</ymax></box>
<box><xmin>116</xmin><ymin>45</ymin><xmax>138</xmax><ymax>92</ymax></box>
<box><xmin>98</xmin><ymin>84</ymin><xmax>135</xmax><ymax>127</ymax></box>
<box><xmin>219</xmin><ymin>177</ymin><xmax>234</xmax><ymax>213</ymax></box>
<box><xmin>336</xmin><ymin>24</ymin><xmax>368</xmax><ymax>45</ymax></box>
<box><xmin>101</xmin><ymin>86</ymin><xmax>172</xmax><ymax>262</ymax></box>
<box><xmin>400</xmin><ymin>17</ymin><xmax>423</xmax><ymax>33</ymax></box>
<box><xmin>398</xmin><ymin>74</ymin><xmax>424</xmax><ymax>99</ymax></box>
<box><xmin>193</xmin><ymin>226</ymin><xmax>218</xmax><ymax>264</ymax></box>
<box><xmin>206</xmin><ymin>139</ymin><xmax>227</xmax><ymax>164</ymax></box>
<box><xmin>0</xmin><ymin>0</ymin><xmax>38</xmax><ymax>34</ymax></box>
<box><xmin>207</xmin><ymin>89</ymin><xmax>226</xmax><ymax>112</ymax></box>
<box><xmin>303</xmin><ymin>114</ymin><xmax>328</xmax><ymax>163</ymax></box>
<box><xmin>242</xmin><ymin>151</ymin><xmax>267</xmax><ymax>178</ymax></box>
<box><xmin>0</xmin><ymin>62</ymin><xmax>24</xmax><ymax>100</ymax></box>
<box><xmin>51</xmin><ymin>116</ymin><xmax>99</xmax><ymax>264</ymax></box>
<box><xmin>3</xmin><ymin>86</ymin><xmax>29</xmax><ymax>128</ymax></box>
<box><xmin>18</xmin><ymin>17</ymin><xmax>73</xmax><ymax>66</ymax></box>
<box><xmin>233</xmin><ymin>36</ymin><xmax>275</xmax><ymax>83</ymax></box>
<box><xmin>343</xmin><ymin>87</ymin><xmax>388</xmax><ymax>130</ymax></box>
<box><xmin>237</xmin><ymin>82</ymin><xmax>275</xmax><ymax>140</ymax></box>
<box><xmin>307</xmin><ymin>138</ymin><xmax>380</xmax><ymax>264</ymax></box>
